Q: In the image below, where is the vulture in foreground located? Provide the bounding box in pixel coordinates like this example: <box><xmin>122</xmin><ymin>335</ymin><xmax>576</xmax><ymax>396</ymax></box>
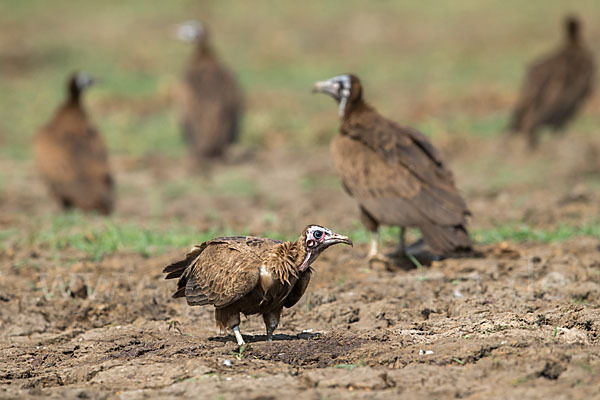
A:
<box><xmin>33</xmin><ymin>72</ymin><xmax>114</xmax><ymax>215</ymax></box>
<box><xmin>313</xmin><ymin>74</ymin><xmax>471</xmax><ymax>263</ymax></box>
<box><xmin>509</xmin><ymin>16</ymin><xmax>595</xmax><ymax>148</ymax></box>
<box><xmin>176</xmin><ymin>21</ymin><xmax>243</xmax><ymax>164</ymax></box>
<box><xmin>163</xmin><ymin>225</ymin><xmax>352</xmax><ymax>346</ymax></box>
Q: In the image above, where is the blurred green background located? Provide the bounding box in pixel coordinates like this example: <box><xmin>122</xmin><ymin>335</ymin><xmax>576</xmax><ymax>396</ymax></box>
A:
<box><xmin>1</xmin><ymin>0</ymin><xmax>599</xmax><ymax>260</ymax></box>
<box><xmin>1</xmin><ymin>0</ymin><xmax>598</xmax><ymax>158</ymax></box>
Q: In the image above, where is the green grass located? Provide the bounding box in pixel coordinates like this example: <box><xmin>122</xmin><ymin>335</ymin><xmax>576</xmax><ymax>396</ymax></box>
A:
<box><xmin>1</xmin><ymin>1</ymin><xmax>600</xmax><ymax>258</ymax></box>
<box><xmin>1</xmin><ymin>212</ymin><xmax>300</xmax><ymax>261</ymax></box>
<box><xmin>474</xmin><ymin>223</ymin><xmax>600</xmax><ymax>245</ymax></box>
<box><xmin>4</xmin><ymin>213</ymin><xmax>219</xmax><ymax>261</ymax></box>
<box><xmin>341</xmin><ymin>220</ymin><xmax>600</xmax><ymax>248</ymax></box>
<box><xmin>2</xmin><ymin>213</ymin><xmax>598</xmax><ymax>261</ymax></box>
<box><xmin>205</xmin><ymin>171</ymin><xmax>260</xmax><ymax>197</ymax></box>
<box><xmin>1</xmin><ymin>0</ymin><xmax>599</xmax><ymax>158</ymax></box>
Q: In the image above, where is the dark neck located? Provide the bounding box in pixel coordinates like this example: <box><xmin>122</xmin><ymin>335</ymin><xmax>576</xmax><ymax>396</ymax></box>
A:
<box><xmin>193</xmin><ymin>41</ymin><xmax>213</xmax><ymax>59</ymax></box>
<box><xmin>67</xmin><ymin>86</ymin><xmax>82</xmax><ymax>107</ymax></box>
<box><xmin>567</xmin><ymin>24</ymin><xmax>580</xmax><ymax>44</ymax></box>
<box><xmin>342</xmin><ymin>99</ymin><xmax>374</xmax><ymax>122</ymax></box>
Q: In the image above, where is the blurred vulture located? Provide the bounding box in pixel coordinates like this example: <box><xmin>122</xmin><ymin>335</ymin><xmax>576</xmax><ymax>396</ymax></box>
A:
<box><xmin>509</xmin><ymin>16</ymin><xmax>595</xmax><ymax>148</ymax></box>
<box><xmin>33</xmin><ymin>72</ymin><xmax>114</xmax><ymax>215</ymax></box>
<box><xmin>176</xmin><ymin>21</ymin><xmax>243</xmax><ymax>164</ymax></box>
<box><xmin>163</xmin><ymin>225</ymin><xmax>352</xmax><ymax>345</ymax></box>
<box><xmin>313</xmin><ymin>74</ymin><xmax>471</xmax><ymax>263</ymax></box>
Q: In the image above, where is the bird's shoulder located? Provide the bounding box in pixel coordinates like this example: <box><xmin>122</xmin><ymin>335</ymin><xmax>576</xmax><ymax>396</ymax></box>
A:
<box><xmin>182</xmin><ymin>236</ymin><xmax>284</xmax><ymax>308</ymax></box>
<box><xmin>185</xmin><ymin>57</ymin><xmax>237</xmax><ymax>93</ymax></box>
<box><xmin>191</xmin><ymin>236</ymin><xmax>282</xmax><ymax>273</ymax></box>
<box><xmin>210</xmin><ymin>235</ymin><xmax>282</xmax><ymax>253</ymax></box>
<box><xmin>340</xmin><ymin>109</ymin><xmax>447</xmax><ymax>175</ymax></box>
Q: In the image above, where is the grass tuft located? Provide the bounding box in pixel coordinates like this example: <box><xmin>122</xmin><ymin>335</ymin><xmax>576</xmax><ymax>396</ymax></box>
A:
<box><xmin>474</xmin><ymin>223</ymin><xmax>600</xmax><ymax>245</ymax></box>
<box><xmin>13</xmin><ymin>212</ymin><xmax>221</xmax><ymax>261</ymax></box>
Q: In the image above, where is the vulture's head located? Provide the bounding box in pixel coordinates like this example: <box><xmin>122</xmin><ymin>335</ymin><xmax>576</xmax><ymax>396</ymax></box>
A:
<box><xmin>297</xmin><ymin>225</ymin><xmax>353</xmax><ymax>271</ymax></box>
<box><xmin>177</xmin><ymin>20</ymin><xmax>207</xmax><ymax>44</ymax></box>
<box><xmin>312</xmin><ymin>74</ymin><xmax>363</xmax><ymax>119</ymax></box>
<box><xmin>565</xmin><ymin>15</ymin><xmax>581</xmax><ymax>42</ymax></box>
<box><xmin>67</xmin><ymin>71</ymin><xmax>95</xmax><ymax>101</ymax></box>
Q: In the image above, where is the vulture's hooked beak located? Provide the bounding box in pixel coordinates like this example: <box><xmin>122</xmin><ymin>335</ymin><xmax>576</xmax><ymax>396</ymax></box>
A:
<box><xmin>176</xmin><ymin>21</ymin><xmax>205</xmax><ymax>42</ymax></box>
<box><xmin>74</xmin><ymin>73</ymin><xmax>97</xmax><ymax>90</ymax></box>
<box><xmin>325</xmin><ymin>233</ymin><xmax>353</xmax><ymax>247</ymax></box>
<box><xmin>313</xmin><ymin>78</ymin><xmax>349</xmax><ymax>118</ymax></box>
<box><xmin>312</xmin><ymin>79</ymin><xmax>340</xmax><ymax>98</ymax></box>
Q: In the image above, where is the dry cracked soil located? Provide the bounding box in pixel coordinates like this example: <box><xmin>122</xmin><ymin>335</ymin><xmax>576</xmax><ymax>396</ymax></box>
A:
<box><xmin>1</xmin><ymin>139</ymin><xmax>600</xmax><ymax>399</ymax></box>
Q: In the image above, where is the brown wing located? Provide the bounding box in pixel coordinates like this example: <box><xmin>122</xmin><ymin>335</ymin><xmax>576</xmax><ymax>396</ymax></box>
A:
<box><xmin>510</xmin><ymin>45</ymin><xmax>595</xmax><ymax>133</ymax></box>
<box><xmin>334</xmin><ymin>113</ymin><xmax>469</xmax><ymax>228</ymax></box>
<box><xmin>177</xmin><ymin>57</ymin><xmax>242</xmax><ymax>159</ymax></box>
<box><xmin>284</xmin><ymin>268</ymin><xmax>312</xmax><ymax>308</ymax></box>
<box><xmin>33</xmin><ymin>107</ymin><xmax>113</xmax><ymax>214</ymax></box>
<box><xmin>163</xmin><ymin>236</ymin><xmax>281</xmax><ymax>308</ymax></box>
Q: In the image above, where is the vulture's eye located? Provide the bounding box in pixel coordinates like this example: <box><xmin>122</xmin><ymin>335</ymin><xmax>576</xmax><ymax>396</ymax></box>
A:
<box><xmin>313</xmin><ymin>230</ymin><xmax>323</xmax><ymax>240</ymax></box>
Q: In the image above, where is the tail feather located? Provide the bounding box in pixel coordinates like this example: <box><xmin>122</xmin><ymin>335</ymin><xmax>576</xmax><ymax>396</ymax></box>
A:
<box><xmin>419</xmin><ymin>222</ymin><xmax>472</xmax><ymax>255</ymax></box>
<box><xmin>163</xmin><ymin>245</ymin><xmax>207</xmax><ymax>300</ymax></box>
<box><xmin>163</xmin><ymin>258</ymin><xmax>191</xmax><ymax>279</ymax></box>
<box><xmin>163</xmin><ymin>245</ymin><xmax>204</xmax><ymax>278</ymax></box>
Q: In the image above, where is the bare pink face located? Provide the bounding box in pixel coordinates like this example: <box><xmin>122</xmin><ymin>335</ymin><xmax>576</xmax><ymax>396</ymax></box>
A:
<box><xmin>299</xmin><ymin>225</ymin><xmax>353</xmax><ymax>271</ymax></box>
<box><xmin>305</xmin><ymin>225</ymin><xmax>329</xmax><ymax>249</ymax></box>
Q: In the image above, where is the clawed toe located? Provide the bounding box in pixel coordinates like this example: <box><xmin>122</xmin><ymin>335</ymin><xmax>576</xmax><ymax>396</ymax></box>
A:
<box><xmin>368</xmin><ymin>253</ymin><xmax>391</xmax><ymax>269</ymax></box>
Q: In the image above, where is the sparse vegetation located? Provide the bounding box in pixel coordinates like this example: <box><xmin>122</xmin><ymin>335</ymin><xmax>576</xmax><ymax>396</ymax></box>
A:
<box><xmin>3</xmin><ymin>215</ymin><xmax>598</xmax><ymax>261</ymax></box>
<box><xmin>474</xmin><ymin>222</ymin><xmax>600</xmax><ymax>244</ymax></box>
<box><xmin>1</xmin><ymin>1</ymin><xmax>600</xmax><ymax>398</ymax></box>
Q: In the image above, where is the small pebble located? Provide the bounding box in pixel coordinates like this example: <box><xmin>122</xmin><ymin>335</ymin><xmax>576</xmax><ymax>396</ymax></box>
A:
<box><xmin>223</xmin><ymin>359</ymin><xmax>232</xmax><ymax>367</ymax></box>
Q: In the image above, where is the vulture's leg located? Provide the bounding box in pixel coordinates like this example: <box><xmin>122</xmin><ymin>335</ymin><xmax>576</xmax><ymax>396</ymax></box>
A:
<box><xmin>360</xmin><ymin>207</ymin><xmax>378</xmax><ymax>259</ymax></box>
<box><xmin>390</xmin><ymin>227</ymin><xmax>406</xmax><ymax>257</ymax></box>
<box><xmin>232</xmin><ymin>326</ymin><xmax>245</xmax><ymax>346</ymax></box>
<box><xmin>360</xmin><ymin>207</ymin><xmax>389</xmax><ymax>266</ymax></box>
<box><xmin>263</xmin><ymin>308</ymin><xmax>281</xmax><ymax>342</ymax></box>
<box><xmin>367</xmin><ymin>230</ymin><xmax>379</xmax><ymax>259</ymax></box>
<box><xmin>216</xmin><ymin>308</ymin><xmax>245</xmax><ymax>345</ymax></box>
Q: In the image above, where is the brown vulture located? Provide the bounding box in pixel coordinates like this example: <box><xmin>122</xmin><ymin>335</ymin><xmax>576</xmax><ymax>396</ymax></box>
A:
<box><xmin>163</xmin><ymin>225</ymin><xmax>352</xmax><ymax>345</ymax></box>
<box><xmin>509</xmin><ymin>15</ymin><xmax>595</xmax><ymax>148</ymax></box>
<box><xmin>176</xmin><ymin>21</ymin><xmax>243</xmax><ymax>163</ymax></box>
<box><xmin>33</xmin><ymin>72</ymin><xmax>114</xmax><ymax>215</ymax></box>
<box><xmin>313</xmin><ymin>74</ymin><xmax>471</xmax><ymax>263</ymax></box>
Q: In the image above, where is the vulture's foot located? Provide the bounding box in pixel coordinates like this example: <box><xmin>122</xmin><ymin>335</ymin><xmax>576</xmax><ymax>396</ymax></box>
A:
<box><xmin>368</xmin><ymin>253</ymin><xmax>391</xmax><ymax>269</ymax></box>
<box><xmin>388</xmin><ymin>247</ymin><xmax>406</xmax><ymax>258</ymax></box>
<box><xmin>232</xmin><ymin>325</ymin><xmax>246</xmax><ymax>346</ymax></box>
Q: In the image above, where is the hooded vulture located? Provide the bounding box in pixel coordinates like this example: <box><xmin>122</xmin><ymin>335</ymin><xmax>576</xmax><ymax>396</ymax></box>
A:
<box><xmin>509</xmin><ymin>15</ymin><xmax>595</xmax><ymax>148</ymax></box>
<box><xmin>163</xmin><ymin>225</ymin><xmax>352</xmax><ymax>346</ymax></box>
<box><xmin>176</xmin><ymin>21</ymin><xmax>243</xmax><ymax>164</ymax></box>
<box><xmin>33</xmin><ymin>71</ymin><xmax>114</xmax><ymax>215</ymax></box>
<box><xmin>313</xmin><ymin>74</ymin><xmax>471</xmax><ymax>263</ymax></box>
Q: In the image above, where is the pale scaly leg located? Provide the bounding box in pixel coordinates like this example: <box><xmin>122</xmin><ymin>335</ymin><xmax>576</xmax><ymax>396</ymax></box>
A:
<box><xmin>367</xmin><ymin>230</ymin><xmax>379</xmax><ymax>259</ymax></box>
<box><xmin>232</xmin><ymin>325</ymin><xmax>245</xmax><ymax>346</ymax></box>
<box><xmin>367</xmin><ymin>230</ymin><xmax>390</xmax><ymax>267</ymax></box>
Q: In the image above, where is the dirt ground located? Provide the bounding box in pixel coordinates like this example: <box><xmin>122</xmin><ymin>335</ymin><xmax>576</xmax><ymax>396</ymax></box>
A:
<box><xmin>1</xmin><ymin>133</ymin><xmax>600</xmax><ymax>399</ymax></box>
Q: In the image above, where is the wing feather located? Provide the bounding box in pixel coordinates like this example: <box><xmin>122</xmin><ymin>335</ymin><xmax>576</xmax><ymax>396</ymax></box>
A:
<box><xmin>332</xmin><ymin>119</ymin><xmax>469</xmax><ymax>229</ymax></box>
<box><xmin>163</xmin><ymin>236</ymin><xmax>280</xmax><ymax>308</ymax></box>
<box><xmin>510</xmin><ymin>44</ymin><xmax>595</xmax><ymax>133</ymax></box>
<box><xmin>33</xmin><ymin>108</ymin><xmax>113</xmax><ymax>213</ymax></box>
<box><xmin>177</xmin><ymin>58</ymin><xmax>242</xmax><ymax>158</ymax></box>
